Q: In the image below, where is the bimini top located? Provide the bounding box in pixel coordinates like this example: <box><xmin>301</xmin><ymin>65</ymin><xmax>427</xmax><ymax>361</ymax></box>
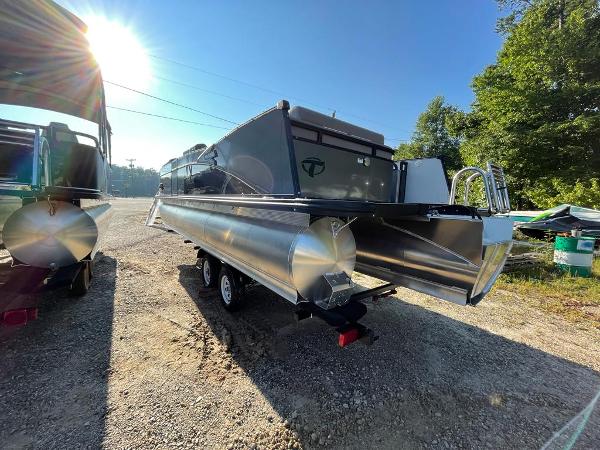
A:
<box><xmin>0</xmin><ymin>0</ymin><xmax>106</xmax><ymax>124</ymax></box>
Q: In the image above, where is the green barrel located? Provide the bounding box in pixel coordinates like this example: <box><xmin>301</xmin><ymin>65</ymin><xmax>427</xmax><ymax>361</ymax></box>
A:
<box><xmin>553</xmin><ymin>236</ymin><xmax>595</xmax><ymax>277</ymax></box>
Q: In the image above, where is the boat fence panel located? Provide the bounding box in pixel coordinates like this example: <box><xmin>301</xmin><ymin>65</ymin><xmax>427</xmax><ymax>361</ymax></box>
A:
<box><xmin>209</xmin><ymin>108</ymin><xmax>295</xmax><ymax>195</ymax></box>
<box><xmin>293</xmin><ymin>139</ymin><xmax>396</xmax><ymax>202</ymax></box>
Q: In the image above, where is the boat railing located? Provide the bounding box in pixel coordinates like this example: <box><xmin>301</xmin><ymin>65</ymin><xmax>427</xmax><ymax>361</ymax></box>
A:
<box><xmin>449</xmin><ymin>162</ymin><xmax>511</xmax><ymax>213</ymax></box>
<box><xmin>1</xmin><ymin>118</ymin><xmax>107</xmax><ymax>197</ymax></box>
<box><xmin>0</xmin><ymin>119</ymin><xmax>50</xmax><ymax>192</ymax></box>
<box><xmin>66</xmin><ymin>131</ymin><xmax>100</xmax><ymax>151</ymax></box>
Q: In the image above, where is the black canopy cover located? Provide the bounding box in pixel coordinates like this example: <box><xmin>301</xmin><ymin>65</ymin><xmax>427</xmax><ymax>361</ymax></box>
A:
<box><xmin>517</xmin><ymin>204</ymin><xmax>600</xmax><ymax>239</ymax></box>
<box><xmin>0</xmin><ymin>0</ymin><xmax>106</xmax><ymax>124</ymax></box>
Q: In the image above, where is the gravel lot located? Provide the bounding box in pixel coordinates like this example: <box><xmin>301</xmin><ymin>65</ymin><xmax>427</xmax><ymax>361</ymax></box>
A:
<box><xmin>1</xmin><ymin>198</ymin><xmax>599</xmax><ymax>449</ymax></box>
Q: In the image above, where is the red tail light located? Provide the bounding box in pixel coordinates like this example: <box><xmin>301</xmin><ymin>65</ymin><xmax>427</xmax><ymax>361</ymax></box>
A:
<box><xmin>2</xmin><ymin>309</ymin><xmax>29</xmax><ymax>326</ymax></box>
<box><xmin>1</xmin><ymin>308</ymin><xmax>38</xmax><ymax>327</ymax></box>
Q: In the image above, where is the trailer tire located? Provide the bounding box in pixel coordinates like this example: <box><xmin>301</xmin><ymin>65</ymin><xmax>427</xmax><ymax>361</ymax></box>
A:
<box><xmin>218</xmin><ymin>266</ymin><xmax>245</xmax><ymax>311</ymax></box>
<box><xmin>199</xmin><ymin>255</ymin><xmax>219</xmax><ymax>288</ymax></box>
<box><xmin>70</xmin><ymin>260</ymin><xmax>92</xmax><ymax>296</ymax></box>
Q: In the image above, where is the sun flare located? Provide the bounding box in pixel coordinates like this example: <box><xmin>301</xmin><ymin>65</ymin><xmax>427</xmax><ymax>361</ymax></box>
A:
<box><xmin>86</xmin><ymin>16</ymin><xmax>151</xmax><ymax>91</ymax></box>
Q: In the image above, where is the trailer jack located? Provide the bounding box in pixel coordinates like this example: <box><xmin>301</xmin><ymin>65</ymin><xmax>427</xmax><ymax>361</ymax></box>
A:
<box><xmin>295</xmin><ymin>301</ymin><xmax>378</xmax><ymax>347</ymax></box>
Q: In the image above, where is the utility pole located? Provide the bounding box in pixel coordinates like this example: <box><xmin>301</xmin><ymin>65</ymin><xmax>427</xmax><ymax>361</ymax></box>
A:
<box><xmin>125</xmin><ymin>158</ymin><xmax>136</xmax><ymax>197</ymax></box>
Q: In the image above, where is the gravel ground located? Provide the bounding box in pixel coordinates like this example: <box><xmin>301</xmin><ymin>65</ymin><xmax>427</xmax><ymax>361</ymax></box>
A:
<box><xmin>1</xmin><ymin>197</ymin><xmax>599</xmax><ymax>449</ymax></box>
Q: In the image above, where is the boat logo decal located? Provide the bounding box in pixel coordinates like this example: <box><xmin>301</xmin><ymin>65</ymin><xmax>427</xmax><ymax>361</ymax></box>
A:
<box><xmin>301</xmin><ymin>157</ymin><xmax>325</xmax><ymax>177</ymax></box>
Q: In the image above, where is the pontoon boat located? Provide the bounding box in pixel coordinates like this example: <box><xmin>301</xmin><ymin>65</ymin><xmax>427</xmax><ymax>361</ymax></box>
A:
<box><xmin>0</xmin><ymin>0</ymin><xmax>112</xmax><ymax>321</ymax></box>
<box><xmin>147</xmin><ymin>101</ymin><xmax>513</xmax><ymax>345</ymax></box>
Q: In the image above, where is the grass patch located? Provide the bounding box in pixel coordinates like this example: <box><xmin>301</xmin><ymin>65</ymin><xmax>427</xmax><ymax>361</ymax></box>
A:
<box><xmin>495</xmin><ymin>251</ymin><xmax>600</xmax><ymax>329</ymax></box>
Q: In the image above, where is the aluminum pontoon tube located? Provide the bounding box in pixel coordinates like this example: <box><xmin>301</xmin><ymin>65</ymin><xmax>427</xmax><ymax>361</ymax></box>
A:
<box><xmin>2</xmin><ymin>200</ymin><xmax>112</xmax><ymax>268</ymax></box>
<box><xmin>81</xmin><ymin>201</ymin><xmax>114</xmax><ymax>261</ymax></box>
<box><xmin>153</xmin><ymin>198</ymin><xmax>356</xmax><ymax>308</ymax></box>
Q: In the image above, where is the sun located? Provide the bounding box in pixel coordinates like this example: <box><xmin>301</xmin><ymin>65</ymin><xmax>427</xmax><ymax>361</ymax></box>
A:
<box><xmin>85</xmin><ymin>16</ymin><xmax>151</xmax><ymax>91</ymax></box>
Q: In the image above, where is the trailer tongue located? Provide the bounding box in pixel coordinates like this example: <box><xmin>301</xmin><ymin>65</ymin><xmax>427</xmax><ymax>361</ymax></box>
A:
<box><xmin>147</xmin><ymin>101</ymin><xmax>513</xmax><ymax>345</ymax></box>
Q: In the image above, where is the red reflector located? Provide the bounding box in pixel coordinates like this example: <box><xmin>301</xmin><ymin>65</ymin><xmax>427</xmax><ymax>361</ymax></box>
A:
<box><xmin>1</xmin><ymin>309</ymin><xmax>29</xmax><ymax>327</ymax></box>
<box><xmin>338</xmin><ymin>328</ymin><xmax>360</xmax><ymax>347</ymax></box>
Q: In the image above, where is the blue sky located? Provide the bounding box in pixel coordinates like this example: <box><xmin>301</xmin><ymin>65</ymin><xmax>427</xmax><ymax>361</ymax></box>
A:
<box><xmin>0</xmin><ymin>1</ymin><xmax>504</xmax><ymax>169</ymax></box>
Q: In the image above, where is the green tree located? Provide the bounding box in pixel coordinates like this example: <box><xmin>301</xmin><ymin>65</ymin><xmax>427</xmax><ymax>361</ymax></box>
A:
<box><xmin>459</xmin><ymin>0</ymin><xmax>600</xmax><ymax>209</ymax></box>
<box><xmin>395</xmin><ymin>96</ymin><xmax>463</xmax><ymax>171</ymax></box>
<box><xmin>110</xmin><ymin>165</ymin><xmax>160</xmax><ymax>197</ymax></box>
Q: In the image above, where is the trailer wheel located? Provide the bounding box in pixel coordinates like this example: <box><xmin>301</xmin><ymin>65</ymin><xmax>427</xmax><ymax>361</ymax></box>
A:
<box><xmin>199</xmin><ymin>255</ymin><xmax>219</xmax><ymax>288</ymax></box>
<box><xmin>218</xmin><ymin>266</ymin><xmax>245</xmax><ymax>311</ymax></box>
<box><xmin>70</xmin><ymin>261</ymin><xmax>92</xmax><ymax>296</ymax></box>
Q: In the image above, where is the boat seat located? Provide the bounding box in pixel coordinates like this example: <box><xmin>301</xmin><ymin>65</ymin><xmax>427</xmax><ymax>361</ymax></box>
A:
<box><xmin>49</xmin><ymin>141</ymin><xmax>98</xmax><ymax>189</ymax></box>
<box><xmin>45</xmin><ymin>123</ymin><xmax>99</xmax><ymax>190</ymax></box>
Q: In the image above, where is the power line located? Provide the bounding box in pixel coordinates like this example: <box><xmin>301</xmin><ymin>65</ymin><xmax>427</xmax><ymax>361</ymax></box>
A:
<box><xmin>108</xmin><ymin>105</ymin><xmax>406</xmax><ymax>145</ymax></box>
<box><xmin>154</xmin><ymin>75</ymin><xmax>266</xmax><ymax>108</ymax></box>
<box><xmin>149</xmin><ymin>54</ymin><xmax>294</xmax><ymax>101</ymax></box>
<box><xmin>106</xmin><ymin>106</ymin><xmax>232</xmax><ymax>130</ymax></box>
<box><xmin>104</xmin><ymin>80</ymin><xmax>239</xmax><ymax>125</ymax></box>
<box><xmin>105</xmin><ymin>75</ymin><xmax>411</xmax><ymax>141</ymax></box>
<box><xmin>148</xmin><ymin>53</ymin><xmax>411</xmax><ymax>134</ymax></box>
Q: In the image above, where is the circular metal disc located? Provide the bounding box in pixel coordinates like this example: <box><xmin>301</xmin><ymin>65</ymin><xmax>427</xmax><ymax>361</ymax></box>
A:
<box><xmin>3</xmin><ymin>201</ymin><xmax>98</xmax><ymax>268</ymax></box>
<box><xmin>291</xmin><ymin>217</ymin><xmax>356</xmax><ymax>300</ymax></box>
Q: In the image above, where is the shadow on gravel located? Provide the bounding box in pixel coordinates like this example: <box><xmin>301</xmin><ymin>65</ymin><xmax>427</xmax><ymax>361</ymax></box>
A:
<box><xmin>0</xmin><ymin>255</ymin><xmax>117</xmax><ymax>448</ymax></box>
<box><xmin>178</xmin><ymin>263</ymin><xmax>600</xmax><ymax>449</ymax></box>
